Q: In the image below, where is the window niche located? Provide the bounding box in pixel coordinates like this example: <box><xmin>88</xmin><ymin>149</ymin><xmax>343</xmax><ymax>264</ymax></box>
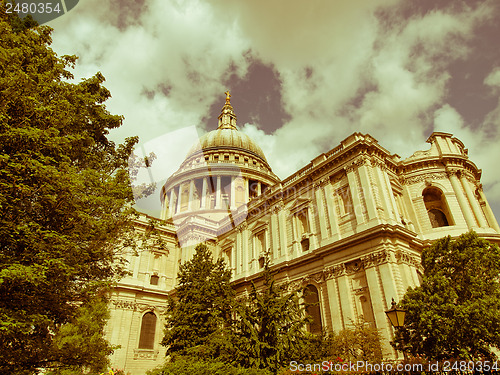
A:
<box><xmin>304</xmin><ymin>284</ymin><xmax>322</xmax><ymax>334</ymax></box>
<box><xmin>150</xmin><ymin>274</ymin><xmax>159</xmax><ymax>285</ymax></box>
<box><xmin>423</xmin><ymin>187</ymin><xmax>452</xmax><ymax>228</ymax></box>
<box><xmin>138</xmin><ymin>312</ymin><xmax>157</xmax><ymax>349</ymax></box>
<box><xmin>336</xmin><ymin>185</ymin><xmax>354</xmax><ymax>216</ymax></box>
<box><xmin>294</xmin><ymin>208</ymin><xmax>310</xmax><ymax>251</ymax></box>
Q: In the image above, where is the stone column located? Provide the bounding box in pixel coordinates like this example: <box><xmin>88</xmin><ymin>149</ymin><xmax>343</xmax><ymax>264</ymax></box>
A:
<box><xmin>325</xmin><ymin>276</ymin><xmax>343</xmax><ymax>331</ymax></box>
<box><xmin>201</xmin><ymin>177</ymin><xmax>207</xmax><ymax>209</ymax></box>
<box><xmin>270</xmin><ymin>207</ymin><xmax>279</xmax><ymax>259</ymax></box>
<box><xmin>337</xmin><ymin>272</ymin><xmax>355</xmax><ymax>327</ymax></box>
<box><xmin>357</xmin><ymin>163</ymin><xmax>378</xmax><ymax>221</ymax></box>
<box><xmin>242</xmin><ymin>225</ymin><xmax>249</xmax><ymax>276</ymax></box>
<box><xmin>291</xmin><ymin>214</ymin><xmax>299</xmax><ymax>256</ymax></box>
<box><xmin>175</xmin><ymin>185</ymin><xmax>182</xmax><ymax>214</ymax></box>
<box><xmin>306</xmin><ymin>205</ymin><xmax>319</xmax><ymax>250</ymax></box>
<box><xmin>314</xmin><ymin>183</ymin><xmax>328</xmax><ymax>240</ymax></box>
<box><xmin>403</xmin><ymin>185</ymin><xmax>422</xmax><ymax>232</ymax></box>
<box><xmin>257</xmin><ymin>181</ymin><xmax>262</xmax><ymax>195</ymax></box>
<box><xmin>346</xmin><ymin>166</ymin><xmax>365</xmax><ymax>225</ymax></box>
<box><xmin>278</xmin><ymin>204</ymin><xmax>287</xmax><ymax>258</ymax></box>
<box><xmin>460</xmin><ymin>175</ymin><xmax>487</xmax><ymax>228</ymax></box>
<box><xmin>230</xmin><ymin>176</ymin><xmax>236</xmax><ymax>209</ymax></box>
<box><xmin>188</xmin><ymin>179</ymin><xmax>195</xmax><ymax>211</ymax></box>
<box><xmin>364</xmin><ymin>265</ymin><xmax>394</xmax><ymax>357</ymax></box>
<box><xmin>374</xmin><ymin>165</ymin><xmax>396</xmax><ymax>223</ymax></box>
<box><xmin>384</xmin><ymin>172</ymin><xmax>401</xmax><ymax>224</ymax></box>
<box><xmin>169</xmin><ymin>189</ymin><xmax>175</xmax><ymax>216</ymax></box>
<box><xmin>245</xmin><ymin>178</ymin><xmax>249</xmax><ymax>202</ymax></box>
<box><xmin>478</xmin><ymin>188</ymin><xmax>500</xmax><ymax>231</ymax></box>
<box><xmin>230</xmin><ymin>244</ymin><xmax>236</xmax><ymax>276</ymax></box>
<box><xmin>449</xmin><ymin>171</ymin><xmax>476</xmax><ymax>228</ymax></box>
<box><xmin>236</xmin><ymin>229</ymin><xmax>242</xmax><ymax>276</ymax></box>
<box><xmin>324</xmin><ymin>182</ymin><xmax>340</xmax><ymax>240</ymax></box>
<box><xmin>379</xmin><ymin>261</ymin><xmax>399</xmax><ymax>305</ymax></box>
<box><xmin>215</xmin><ymin>176</ymin><xmax>222</xmax><ymax>209</ymax></box>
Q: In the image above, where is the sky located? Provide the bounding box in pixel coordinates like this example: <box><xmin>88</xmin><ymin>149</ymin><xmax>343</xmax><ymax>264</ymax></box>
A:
<box><xmin>47</xmin><ymin>0</ymin><xmax>500</xmax><ymax>219</ymax></box>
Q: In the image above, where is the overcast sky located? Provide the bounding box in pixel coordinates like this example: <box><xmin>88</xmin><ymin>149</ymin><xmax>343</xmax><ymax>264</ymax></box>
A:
<box><xmin>48</xmin><ymin>0</ymin><xmax>500</xmax><ymax>219</ymax></box>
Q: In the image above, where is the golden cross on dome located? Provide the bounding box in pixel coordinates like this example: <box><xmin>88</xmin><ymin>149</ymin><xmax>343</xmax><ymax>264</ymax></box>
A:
<box><xmin>225</xmin><ymin>90</ymin><xmax>231</xmax><ymax>104</ymax></box>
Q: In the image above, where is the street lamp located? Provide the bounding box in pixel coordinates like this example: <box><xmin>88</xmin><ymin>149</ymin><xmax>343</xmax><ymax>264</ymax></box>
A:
<box><xmin>385</xmin><ymin>298</ymin><xmax>407</xmax><ymax>361</ymax></box>
<box><xmin>385</xmin><ymin>298</ymin><xmax>406</xmax><ymax>328</ymax></box>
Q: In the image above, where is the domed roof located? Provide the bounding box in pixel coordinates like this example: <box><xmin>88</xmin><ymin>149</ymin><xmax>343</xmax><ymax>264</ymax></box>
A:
<box><xmin>186</xmin><ymin>91</ymin><xmax>268</xmax><ymax>162</ymax></box>
<box><xmin>187</xmin><ymin>128</ymin><xmax>267</xmax><ymax>161</ymax></box>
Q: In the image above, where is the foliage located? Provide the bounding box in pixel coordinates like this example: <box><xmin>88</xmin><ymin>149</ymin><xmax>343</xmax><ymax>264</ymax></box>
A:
<box><xmin>231</xmin><ymin>259</ymin><xmax>311</xmax><ymax>374</ymax></box>
<box><xmin>327</xmin><ymin>320</ymin><xmax>383</xmax><ymax>363</ymax></box>
<box><xmin>161</xmin><ymin>243</ymin><xmax>234</xmax><ymax>357</ymax></box>
<box><xmin>277</xmin><ymin>321</ymin><xmax>383</xmax><ymax>375</ymax></box>
<box><xmin>146</xmin><ymin>357</ymin><xmax>272</xmax><ymax>375</ymax></box>
<box><xmin>0</xmin><ymin>8</ymin><xmax>156</xmax><ymax>374</ymax></box>
<box><xmin>394</xmin><ymin>231</ymin><xmax>500</xmax><ymax>361</ymax></box>
<box><xmin>43</xmin><ymin>296</ymin><xmax>113</xmax><ymax>375</ymax></box>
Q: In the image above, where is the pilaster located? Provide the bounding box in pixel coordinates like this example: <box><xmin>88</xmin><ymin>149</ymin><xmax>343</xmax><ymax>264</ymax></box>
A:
<box><xmin>448</xmin><ymin>170</ymin><xmax>475</xmax><ymax>228</ymax></box>
<box><xmin>460</xmin><ymin>174</ymin><xmax>487</xmax><ymax>227</ymax></box>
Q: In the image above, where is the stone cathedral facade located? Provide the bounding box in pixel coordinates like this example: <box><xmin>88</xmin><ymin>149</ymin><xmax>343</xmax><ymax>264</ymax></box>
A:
<box><xmin>106</xmin><ymin>94</ymin><xmax>500</xmax><ymax>375</ymax></box>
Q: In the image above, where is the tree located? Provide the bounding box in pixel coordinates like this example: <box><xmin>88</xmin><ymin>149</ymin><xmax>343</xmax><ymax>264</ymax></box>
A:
<box><xmin>161</xmin><ymin>243</ymin><xmax>235</xmax><ymax>357</ymax></box>
<box><xmin>146</xmin><ymin>357</ymin><xmax>272</xmax><ymax>375</ymax></box>
<box><xmin>0</xmin><ymin>8</ymin><xmax>149</xmax><ymax>374</ymax></box>
<box><xmin>328</xmin><ymin>319</ymin><xmax>383</xmax><ymax>363</ymax></box>
<box><xmin>231</xmin><ymin>259</ymin><xmax>311</xmax><ymax>375</ymax></box>
<box><xmin>394</xmin><ymin>231</ymin><xmax>500</xmax><ymax>361</ymax></box>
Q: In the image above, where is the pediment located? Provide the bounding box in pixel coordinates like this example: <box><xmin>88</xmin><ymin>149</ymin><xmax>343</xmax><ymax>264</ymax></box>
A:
<box><xmin>290</xmin><ymin>197</ymin><xmax>310</xmax><ymax>213</ymax></box>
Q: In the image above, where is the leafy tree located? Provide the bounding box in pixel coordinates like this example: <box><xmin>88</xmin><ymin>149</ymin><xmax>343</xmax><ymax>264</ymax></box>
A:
<box><xmin>44</xmin><ymin>295</ymin><xmax>113</xmax><ymax>375</ymax></box>
<box><xmin>231</xmin><ymin>259</ymin><xmax>311</xmax><ymax>374</ymax></box>
<box><xmin>328</xmin><ymin>319</ymin><xmax>383</xmax><ymax>363</ymax></box>
<box><xmin>146</xmin><ymin>357</ymin><xmax>272</xmax><ymax>375</ymax></box>
<box><xmin>161</xmin><ymin>243</ymin><xmax>235</xmax><ymax>357</ymax></box>
<box><xmin>0</xmin><ymin>8</ymin><xmax>153</xmax><ymax>374</ymax></box>
<box><xmin>394</xmin><ymin>231</ymin><xmax>500</xmax><ymax>361</ymax></box>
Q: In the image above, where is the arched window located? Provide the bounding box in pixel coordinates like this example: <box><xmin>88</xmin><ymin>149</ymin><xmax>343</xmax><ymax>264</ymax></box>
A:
<box><xmin>138</xmin><ymin>312</ymin><xmax>157</xmax><ymax>349</ymax></box>
<box><xmin>428</xmin><ymin>209</ymin><xmax>449</xmax><ymax>227</ymax></box>
<box><xmin>423</xmin><ymin>187</ymin><xmax>452</xmax><ymax>228</ymax></box>
<box><xmin>304</xmin><ymin>285</ymin><xmax>322</xmax><ymax>334</ymax></box>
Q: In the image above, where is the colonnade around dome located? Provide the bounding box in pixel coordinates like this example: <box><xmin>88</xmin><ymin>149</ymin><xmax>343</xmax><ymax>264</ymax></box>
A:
<box><xmin>162</xmin><ymin>175</ymin><xmax>270</xmax><ymax>219</ymax></box>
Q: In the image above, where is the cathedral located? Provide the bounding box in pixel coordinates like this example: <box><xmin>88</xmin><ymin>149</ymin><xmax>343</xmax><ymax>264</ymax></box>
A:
<box><xmin>105</xmin><ymin>93</ymin><xmax>500</xmax><ymax>375</ymax></box>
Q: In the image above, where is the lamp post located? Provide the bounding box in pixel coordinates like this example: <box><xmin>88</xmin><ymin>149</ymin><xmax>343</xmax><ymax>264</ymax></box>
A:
<box><xmin>385</xmin><ymin>298</ymin><xmax>407</xmax><ymax>361</ymax></box>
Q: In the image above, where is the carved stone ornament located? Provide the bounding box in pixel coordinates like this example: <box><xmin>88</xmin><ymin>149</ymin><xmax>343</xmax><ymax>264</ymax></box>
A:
<box><xmin>361</xmin><ymin>250</ymin><xmax>391</xmax><ymax>268</ymax></box>
<box><xmin>112</xmin><ymin>299</ymin><xmax>137</xmax><ymax>310</ymax></box>
<box><xmin>136</xmin><ymin>303</ymin><xmax>156</xmax><ymax>313</ymax></box>
<box><xmin>395</xmin><ymin>250</ymin><xmax>420</xmax><ymax>267</ymax></box>
<box><xmin>287</xmin><ymin>279</ymin><xmax>303</xmax><ymax>292</ymax></box>
<box><xmin>332</xmin><ymin>263</ymin><xmax>347</xmax><ymax>277</ymax></box>
<box><xmin>301</xmin><ymin>272</ymin><xmax>324</xmax><ymax>285</ymax></box>
<box><xmin>133</xmin><ymin>349</ymin><xmax>159</xmax><ymax>360</ymax></box>
<box><xmin>236</xmin><ymin>222</ymin><xmax>248</xmax><ymax>232</ymax></box>
<box><xmin>345</xmin><ymin>259</ymin><xmax>364</xmax><ymax>274</ymax></box>
<box><xmin>400</xmin><ymin>172</ymin><xmax>448</xmax><ymax>185</ymax></box>
<box><xmin>353</xmin><ymin>286</ymin><xmax>369</xmax><ymax>295</ymax></box>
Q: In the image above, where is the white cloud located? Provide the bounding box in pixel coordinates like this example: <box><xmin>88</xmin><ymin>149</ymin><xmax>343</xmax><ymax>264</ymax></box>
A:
<box><xmin>46</xmin><ymin>0</ymin><xmax>500</xmax><ymax>217</ymax></box>
<box><xmin>485</xmin><ymin>67</ymin><xmax>500</xmax><ymax>87</ymax></box>
<box><xmin>49</xmin><ymin>0</ymin><xmax>252</xmax><ymax>145</ymax></box>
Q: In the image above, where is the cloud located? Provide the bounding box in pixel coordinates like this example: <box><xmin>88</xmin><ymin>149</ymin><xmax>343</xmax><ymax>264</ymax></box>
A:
<box><xmin>49</xmin><ymin>0</ymin><xmax>252</xmax><ymax>144</ymax></box>
<box><xmin>46</xmin><ymin>0</ymin><xmax>500</xmax><ymax>218</ymax></box>
<box><xmin>485</xmin><ymin>67</ymin><xmax>500</xmax><ymax>88</ymax></box>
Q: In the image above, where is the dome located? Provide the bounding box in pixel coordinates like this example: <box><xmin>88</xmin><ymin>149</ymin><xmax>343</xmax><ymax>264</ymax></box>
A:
<box><xmin>186</xmin><ymin>128</ymin><xmax>268</xmax><ymax>162</ymax></box>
